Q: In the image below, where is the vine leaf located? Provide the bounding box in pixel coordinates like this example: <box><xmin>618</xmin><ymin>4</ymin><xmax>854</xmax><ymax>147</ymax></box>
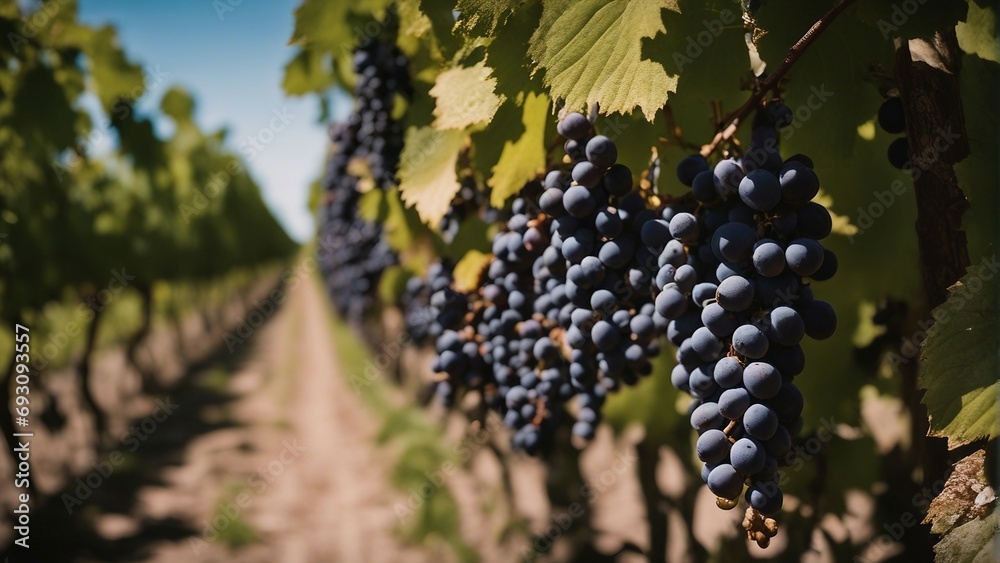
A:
<box><xmin>488</xmin><ymin>92</ymin><xmax>550</xmax><ymax>208</ymax></box>
<box><xmin>958</xmin><ymin>1</ymin><xmax>1000</xmax><ymax>64</ymax></box>
<box><xmin>430</xmin><ymin>62</ymin><xmax>505</xmax><ymax>130</ymax></box>
<box><xmin>454</xmin><ymin>0</ymin><xmax>520</xmax><ymax>35</ymax></box>
<box><xmin>918</xmin><ymin>264</ymin><xmax>1000</xmax><ymax>446</ymax></box>
<box><xmin>398</xmin><ymin>126</ymin><xmax>467</xmax><ymax>226</ymax></box>
<box><xmin>84</xmin><ymin>26</ymin><xmax>147</xmax><ymax>113</ymax></box>
<box><xmin>527</xmin><ymin>0</ymin><xmax>679</xmax><ymax>121</ymax></box>
<box><xmin>452</xmin><ymin>250</ymin><xmax>492</xmax><ymax>293</ymax></box>
<box><xmin>283</xmin><ymin>48</ymin><xmax>335</xmax><ymax>96</ymax></box>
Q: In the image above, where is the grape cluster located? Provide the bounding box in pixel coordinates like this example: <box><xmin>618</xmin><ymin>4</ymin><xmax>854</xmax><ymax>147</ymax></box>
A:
<box><xmin>430</xmin><ymin>114</ymin><xmax>674</xmax><ymax>454</ymax></box>
<box><xmin>428</xmin><ymin>106</ymin><xmax>839</xmax><ymax>525</ymax></box>
<box><xmin>316</xmin><ymin>36</ymin><xmax>411</xmax><ymax>327</ymax></box>
<box><xmin>662</xmin><ymin>105</ymin><xmax>838</xmax><ymax>520</ymax></box>
<box><xmin>878</xmin><ymin>97</ymin><xmax>908</xmax><ymax>169</ymax></box>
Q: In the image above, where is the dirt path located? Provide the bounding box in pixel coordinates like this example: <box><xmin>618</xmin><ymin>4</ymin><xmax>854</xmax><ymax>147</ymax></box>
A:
<box><xmin>140</xmin><ymin>275</ymin><xmax>440</xmax><ymax>562</ymax></box>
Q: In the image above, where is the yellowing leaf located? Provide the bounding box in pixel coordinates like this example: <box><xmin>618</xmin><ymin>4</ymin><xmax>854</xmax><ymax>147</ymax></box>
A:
<box><xmin>919</xmin><ymin>261</ymin><xmax>1000</xmax><ymax>446</ymax></box>
<box><xmin>958</xmin><ymin>1</ymin><xmax>1000</xmax><ymax>63</ymax></box>
<box><xmin>398</xmin><ymin>0</ymin><xmax>432</xmax><ymax>38</ymax></box>
<box><xmin>398</xmin><ymin>127</ymin><xmax>467</xmax><ymax>226</ymax></box>
<box><xmin>488</xmin><ymin>92</ymin><xmax>549</xmax><ymax>208</ymax></box>
<box><xmin>453</xmin><ymin>250</ymin><xmax>492</xmax><ymax>293</ymax></box>
<box><xmin>528</xmin><ymin>0</ymin><xmax>678</xmax><ymax>121</ymax></box>
<box><xmin>430</xmin><ymin>62</ymin><xmax>505</xmax><ymax>130</ymax></box>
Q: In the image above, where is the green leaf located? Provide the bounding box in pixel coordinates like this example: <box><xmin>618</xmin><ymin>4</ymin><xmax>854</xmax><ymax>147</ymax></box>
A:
<box><xmin>160</xmin><ymin>87</ymin><xmax>195</xmax><ymax>123</ymax></box>
<box><xmin>485</xmin><ymin>0</ymin><xmax>543</xmax><ymax>100</ymax></box>
<box><xmin>958</xmin><ymin>1</ymin><xmax>1000</xmax><ymax>63</ymax></box>
<box><xmin>357</xmin><ymin>189</ymin><xmax>388</xmax><ymax>222</ymax></box>
<box><xmin>10</xmin><ymin>65</ymin><xmax>77</xmax><ymax>149</ymax></box>
<box><xmin>419</xmin><ymin>0</ymin><xmax>462</xmax><ymax>59</ymax></box>
<box><xmin>430</xmin><ymin>61</ymin><xmax>504</xmax><ymax>129</ymax></box>
<box><xmin>84</xmin><ymin>26</ymin><xmax>147</xmax><ymax>113</ymax></box>
<box><xmin>754</xmin><ymin>0</ymin><xmax>892</xmax><ymax>158</ymax></box>
<box><xmin>919</xmin><ymin>263</ymin><xmax>1000</xmax><ymax>446</ymax></box>
<box><xmin>854</xmin><ymin>0</ymin><xmax>969</xmax><ymax>40</ymax></box>
<box><xmin>454</xmin><ymin>0</ymin><xmax>520</xmax><ymax>35</ymax></box>
<box><xmin>284</xmin><ymin>0</ymin><xmax>391</xmax><ymax>94</ymax></box>
<box><xmin>527</xmin><ymin>0</ymin><xmax>678</xmax><ymax>121</ymax></box>
<box><xmin>452</xmin><ymin>249</ymin><xmax>491</xmax><ymax>293</ymax></box>
<box><xmin>398</xmin><ymin>126</ymin><xmax>467</xmax><ymax>226</ymax></box>
<box><xmin>487</xmin><ymin>92</ymin><xmax>549</xmax><ymax>208</ymax></box>
<box><xmin>956</xmin><ymin>56</ymin><xmax>1000</xmax><ymax>261</ymax></box>
<box><xmin>282</xmin><ymin>48</ymin><xmax>335</xmax><ymax>96</ymax></box>
<box><xmin>442</xmin><ymin>216</ymin><xmax>492</xmax><ymax>260</ymax></box>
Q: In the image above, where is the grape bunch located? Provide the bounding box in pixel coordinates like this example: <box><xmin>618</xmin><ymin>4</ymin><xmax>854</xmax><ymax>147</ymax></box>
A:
<box><xmin>427</xmin><ymin>105</ymin><xmax>839</xmax><ymax>531</ymax></box>
<box><xmin>316</xmin><ymin>34</ymin><xmax>411</xmax><ymax>328</ymax></box>
<box><xmin>430</xmin><ymin>114</ymin><xmax>673</xmax><ymax>454</ymax></box>
<box><xmin>661</xmin><ymin>105</ymin><xmax>837</xmax><ymax>529</ymax></box>
<box><xmin>877</xmin><ymin>97</ymin><xmax>909</xmax><ymax>169</ymax></box>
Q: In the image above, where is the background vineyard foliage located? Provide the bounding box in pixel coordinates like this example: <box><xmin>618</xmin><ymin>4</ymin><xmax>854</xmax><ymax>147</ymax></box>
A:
<box><xmin>290</xmin><ymin>0</ymin><xmax>998</xmax><ymax>559</ymax></box>
<box><xmin>0</xmin><ymin>0</ymin><xmax>297</xmax><ymax>480</ymax></box>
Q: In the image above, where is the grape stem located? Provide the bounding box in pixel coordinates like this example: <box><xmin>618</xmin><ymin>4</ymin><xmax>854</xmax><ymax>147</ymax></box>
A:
<box><xmin>700</xmin><ymin>0</ymin><xmax>858</xmax><ymax>158</ymax></box>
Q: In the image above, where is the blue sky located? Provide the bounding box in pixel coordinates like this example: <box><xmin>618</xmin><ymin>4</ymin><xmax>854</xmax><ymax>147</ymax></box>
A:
<box><xmin>79</xmin><ymin>0</ymin><xmax>350</xmax><ymax>242</ymax></box>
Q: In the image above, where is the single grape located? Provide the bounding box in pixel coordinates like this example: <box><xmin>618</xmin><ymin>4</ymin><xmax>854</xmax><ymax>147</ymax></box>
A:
<box><xmin>785</xmin><ymin>238</ymin><xmax>825</xmax><ymax>277</ymax></box>
<box><xmin>563</xmin><ymin>184</ymin><xmax>596</xmax><ymax>218</ymax></box>
<box><xmin>743</xmin><ymin>403</ymin><xmax>779</xmax><ymax>440</ymax></box>
<box><xmin>707</xmin><ymin>463</ymin><xmax>745</xmax><ymax>499</ymax></box>
<box><xmin>697</xmin><ymin>429</ymin><xmax>732</xmax><ymax>464</ymax></box>
<box><xmin>572</xmin><ymin>161</ymin><xmax>602</xmax><ymax>189</ymax></box>
<box><xmin>743</xmin><ymin>361</ymin><xmax>781</xmax><ymax>399</ymax></box>
<box><xmin>733</xmin><ymin>324</ymin><xmax>769</xmax><ymax>359</ymax></box>
<box><xmin>739</xmin><ymin>169</ymin><xmax>782</xmax><ymax>211</ymax></box>
<box><xmin>731</xmin><ymin>437</ymin><xmax>766</xmax><ymax>474</ymax></box>
<box><xmin>719</xmin><ymin>387</ymin><xmax>751</xmax><ymax>419</ymax></box>
<box><xmin>586</xmin><ymin>135</ymin><xmax>618</xmax><ymax>169</ymax></box>
<box><xmin>716</xmin><ymin>275</ymin><xmax>755</xmax><ymax>312</ymax></box>
<box><xmin>802</xmin><ymin>299</ymin><xmax>837</xmax><ymax>340</ymax></box>
<box><xmin>677</xmin><ymin>154</ymin><xmax>710</xmax><ymax>187</ymax></box>
<box><xmin>878</xmin><ymin>97</ymin><xmax>905</xmax><ymax>134</ymax></box>
<box><xmin>669</xmin><ymin>212</ymin><xmax>700</xmax><ymax>243</ymax></box>
<box><xmin>558</xmin><ymin>112</ymin><xmax>591</xmax><ymax>140</ymax></box>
